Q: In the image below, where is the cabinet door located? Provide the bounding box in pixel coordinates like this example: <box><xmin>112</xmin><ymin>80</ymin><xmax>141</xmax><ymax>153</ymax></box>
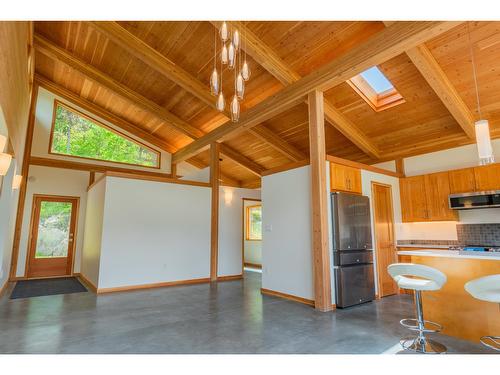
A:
<box><xmin>474</xmin><ymin>164</ymin><xmax>500</xmax><ymax>191</ymax></box>
<box><xmin>449</xmin><ymin>168</ymin><xmax>476</xmax><ymax>193</ymax></box>
<box><xmin>330</xmin><ymin>163</ymin><xmax>361</xmax><ymax>193</ymax></box>
<box><xmin>399</xmin><ymin>175</ymin><xmax>428</xmax><ymax>222</ymax></box>
<box><xmin>425</xmin><ymin>172</ymin><xmax>458</xmax><ymax>221</ymax></box>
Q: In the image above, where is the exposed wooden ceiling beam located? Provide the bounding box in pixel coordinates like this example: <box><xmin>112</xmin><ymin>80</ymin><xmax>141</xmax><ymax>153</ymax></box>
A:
<box><xmin>219</xmin><ymin>143</ymin><xmax>265</xmax><ymax>177</ymax></box>
<box><xmin>89</xmin><ymin>21</ymin><xmax>303</xmax><ymax>164</ymax></box>
<box><xmin>183</xmin><ymin>156</ymin><xmax>242</xmax><ymax>188</ymax></box>
<box><xmin>248</xmin><ymin>124</ymin><xmax>307</xmax><ymax>161</ymax></box>
<box><xmin>383</xmin><ymin>21</ymin><xmax>475</xmax><ymax>139</ymax></box>
<box><xmin>213</xmin><ymin>21</ymin><xmax>380</xmax><ymax>159</ymax></box>
<box><xmin>34</xmin><ymin>33</ymin><xmax>204</xmax><ymax>140</ymax></box>
<box><xmin>34</xmin><ymin>74</ymin><xmax>177</xmax><ymax>154</ymax></box>
<box><xmin>173</xmin><ymin>22</ymin><xmax>459</xmax><ymax>163</ymax></box>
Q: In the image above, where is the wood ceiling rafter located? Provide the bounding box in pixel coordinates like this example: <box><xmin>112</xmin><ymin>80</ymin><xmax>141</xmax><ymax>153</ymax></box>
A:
<box><xmin>214</xmin><ymin>21</ymin><xmax>380</xmax><ymax>159</ymax></box>
<box><xmin>383</xmin><ymin>21</ymin><xmax>475</xmax><ymax>139</ymax></box>
<box><xmin>219</xmin><ymin>143</ymin><xmax>264</xmax><ymax>177</ymax></box>
<box><xmin>173</xmin><ymin>21</ymin><xmax>461</xmax><ymax>163</ymax></box>
<box><xmin>34</xmin><ymin>32</ymin><xmax>261</xmax><ymax>184</ymax></box>
<box><xmin>89</xmin><ymin>21</ymin><xmax>304</xmax><ymax>164</ymax></box>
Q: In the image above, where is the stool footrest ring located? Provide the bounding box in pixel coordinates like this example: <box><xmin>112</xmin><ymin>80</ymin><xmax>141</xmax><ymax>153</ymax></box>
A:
<box><xmin>400</xmin><ymin>318</ymin><xmax>443</xmax><ymax>333</ymax></box>
<box><xmin>480</xmin><ymin>336</ymin><xmax>500</xmax><ymax>351</ymax></box>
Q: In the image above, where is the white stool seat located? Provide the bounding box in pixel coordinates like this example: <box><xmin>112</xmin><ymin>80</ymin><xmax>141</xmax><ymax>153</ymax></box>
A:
<box><xmin>388</xmin><ymin>263</ymin><xmax>447</xmax><ymax>291</ymax></box>
<box><xmin>465</xmin><ymin>275</ymin><xmax>500</xmax><ymax>304</ymax></box>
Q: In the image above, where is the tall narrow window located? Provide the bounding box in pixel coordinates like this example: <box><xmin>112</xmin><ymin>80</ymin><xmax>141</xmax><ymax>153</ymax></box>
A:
<box><xmin>50</xmin><ymin>101</ymin><xmax>160</xmax><ymax>168</ymax></box>
<box><xmin>347</xmin><ymin>66</ymin><xmax>405</xmax><ymax>112</ymax></box>
<box><xmin>246</xmin><ymin>205</ymin><xmax>262</xmax><ymax>241</ymax></box>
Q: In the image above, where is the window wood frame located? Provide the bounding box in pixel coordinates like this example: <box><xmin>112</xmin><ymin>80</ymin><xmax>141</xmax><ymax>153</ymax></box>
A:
<box><xmin>347</xmin><ymin>74</ymin><xmax>405</xmax><ymax>112</ymax></box>
<box><xmin>48</xmin><ymin>100</ymin><xmax>161</xmax><ymax>169</ymax></box>
<box><xmin>245</xmin><ymin>204</ymin><xmax>262</xmax><ymax>241</ymax></box>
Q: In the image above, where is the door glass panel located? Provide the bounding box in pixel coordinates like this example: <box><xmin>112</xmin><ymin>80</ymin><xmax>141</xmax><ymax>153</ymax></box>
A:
<box><xmin>35</xmin><ymin>201</ymin><xmax>72</xmax><ymax>258</ymax></box>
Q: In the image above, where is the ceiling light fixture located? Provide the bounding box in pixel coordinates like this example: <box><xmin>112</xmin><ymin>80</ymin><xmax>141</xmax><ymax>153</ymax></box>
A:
<box><xmin>468</xmin><ymin>22</ymin><xmax>494</xmax><ymax>165</ymax></box>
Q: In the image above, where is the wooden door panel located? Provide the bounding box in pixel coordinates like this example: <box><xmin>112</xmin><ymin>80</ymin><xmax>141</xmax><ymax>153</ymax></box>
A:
<box><xmin>400</xmin><ymin>175</ymin><xmax>427</xmax><ymax>222</ymax></box>
<box><xmin>425</xmin><ymin>171</ymin><xmax>458</xmax><ymax>221</ymax></box>
<box><xmin>449</xmin><ymin>168</ymin><xmax>476</xmax><ymax>193</ymax></box>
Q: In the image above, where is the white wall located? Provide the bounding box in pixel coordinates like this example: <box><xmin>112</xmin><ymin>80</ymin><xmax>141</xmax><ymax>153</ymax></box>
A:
<box><xmin>32</xmin><ymin>87</ymin><xmax>171</xmax><ymax>174</ymax></box>
<box><xmin>80</xmin><ymin>177</ymin><xmax>106</xmax><ymax>286</ymax></box>
<box><xmin>372</xmin><ymin>160</ymin><xmax>397</xmax><ymax>173</ymax></box>
<box><xmin>95</xmin><ymin>177</ymin><xmax>211</xmax><ymax>288</ymax></box>
<box><xmin>218</xmin><ymin>187</ymin><xmax>261</xmax><ymax>276</ymax></box>
<box><xmin>262</xmin><ymin>165</ymin><xmax>315</xmax><ymax>300</ymax></box>
<box><xmin>16</xmin><ymin>165</ymin><xmax>89</xmax><ymax>276</ymax></box>
<box><xmin>243</xmin><ymin>199</ymin><xmax>262</xmax><ymax>266</ymax></box>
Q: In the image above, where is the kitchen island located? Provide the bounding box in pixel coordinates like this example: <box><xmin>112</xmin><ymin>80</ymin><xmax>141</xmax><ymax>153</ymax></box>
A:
<box><xmin>397</xmin><ymin>249</ymin><xmax>500</xmax><ymax>343</ymax></box>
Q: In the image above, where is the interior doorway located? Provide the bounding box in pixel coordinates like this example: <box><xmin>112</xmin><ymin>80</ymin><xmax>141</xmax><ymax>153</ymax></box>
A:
<box><xmin>371</xmin><ymin>182</ymin><xmax>398</xmax><ymax>297</ymax></box>
<box><xmin>26</xmin><ymin>195</ymin><xmax>79</xmax><ymax>278</ymax></box>
<box><xmin>242</xmin><ymin>198</ymin><xmax>262</xmax><ymax>272</ymax></box>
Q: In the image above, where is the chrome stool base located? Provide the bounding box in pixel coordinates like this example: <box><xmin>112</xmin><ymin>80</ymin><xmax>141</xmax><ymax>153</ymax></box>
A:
<box><xmin>401</xmin><ymin>336</ymin><xmax>447</xmax><ymax>354</ymax></box>
<box><xmin>480</xmin><ymin>336</ymin><xmax>500</xmax><ymax>351</ymax></box>
<box><xmin>400</xmin><ymin>318</ymin><xmax>443</xmax><ymax>333</ymax></box>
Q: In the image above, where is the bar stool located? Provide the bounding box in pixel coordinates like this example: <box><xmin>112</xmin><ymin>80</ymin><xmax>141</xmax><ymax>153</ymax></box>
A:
<box><xmin>388</xmin><ymin>263</ymin><xmax>447</xmax><ymax>354</ymax></box>
<box><xmin>464</xmin><ymin>274</ymin><xmax>500</xmax><ymax>351</ymax></box>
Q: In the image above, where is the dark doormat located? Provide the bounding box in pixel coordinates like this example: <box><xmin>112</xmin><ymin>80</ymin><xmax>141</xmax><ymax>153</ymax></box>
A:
<box><xmin>10</xmin><ymin>277</ymin><xmax>87</xmax><ymax>299</ymax></box>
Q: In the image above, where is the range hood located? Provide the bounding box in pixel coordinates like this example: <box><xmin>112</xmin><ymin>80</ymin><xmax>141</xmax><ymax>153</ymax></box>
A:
<box><xmin>449</xmin><ymin>190</ymin><xmax>500</xmax><ymax>210</ymax></box>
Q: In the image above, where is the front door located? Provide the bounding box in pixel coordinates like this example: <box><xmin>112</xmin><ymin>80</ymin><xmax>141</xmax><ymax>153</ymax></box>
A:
<box><xmin>27</xmin><ymin>195</ymin><xmax>79</xmax><ymax>278</ymax></box>
<box><xmin>372</xmin><ymin>183</ymin><xmax>398</xmax><ymax>297</ymax></box>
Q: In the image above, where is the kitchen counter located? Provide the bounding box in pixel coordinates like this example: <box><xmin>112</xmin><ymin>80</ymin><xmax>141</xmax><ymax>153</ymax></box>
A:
<box><xmin>396</xmin><ymin>250</ymin><xmax>500</xmax><ymax>343</ymax></box>
<box><xmin>398</xmin><ymin>249</ymin><xmax>500</xmax><ymax>261</ymax></box>
<box><xmin>397</xmin><ymin>244</ymin><xmax>451</xmax><ymax>249</ymax></box>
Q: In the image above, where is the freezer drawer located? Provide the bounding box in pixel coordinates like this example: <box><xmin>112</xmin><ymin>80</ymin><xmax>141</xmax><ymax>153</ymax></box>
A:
<box><xmin>335</xmin><ymin>264</ymin><xmax>375</xmax><ymax>308</ymax></box>
<box><xmin>337</xmin><ymin>250</ymin><xmax>373</xmax><ymax>266</ymax></box>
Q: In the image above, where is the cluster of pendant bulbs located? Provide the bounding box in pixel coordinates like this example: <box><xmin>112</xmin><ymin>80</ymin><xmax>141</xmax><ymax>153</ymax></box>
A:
<box><xmin>210</xmin><ymin>22</ymin><xmax>251</xmax><ymax>122</ymax></box>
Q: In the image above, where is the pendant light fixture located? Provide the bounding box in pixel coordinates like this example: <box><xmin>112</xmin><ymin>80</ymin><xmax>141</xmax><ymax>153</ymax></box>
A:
<box><xmin>210</xmin><ymin>22</ymin><xmax>251</xmax><ymax>120</ymax></box>
<box><xmin>468</xmin><ymin>22</ymin><xmax>495</xmax><ymax>165</ymax></box>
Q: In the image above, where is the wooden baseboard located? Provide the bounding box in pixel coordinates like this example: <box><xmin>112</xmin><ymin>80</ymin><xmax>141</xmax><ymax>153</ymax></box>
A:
<box><xmin>75</xmin><ymin>273</ymin><xmax>98</xmax><ymax>293</ymax></box>
<box><xmin>217</xmin><ymin>274</ymin><xmax>243</xmax><ymax>281</ymax></box>
<box><xmin>96</xmin><ymin>277</ymin><xmax>210</xmax><ymax>294</ymax></box>
<box><xmin>0</xmin><ymin>280</ymin><xmax>9</xmax><ymax>298</ymax></box>
<box><xmin>243</xmin><ymin>262</ymin><xmax>262</xmax><ymax>269</ymax></box>
<box><xmin>261</xmin><ymin>287</ymin><xmax>315</xmax><ymax>307</ymax></box>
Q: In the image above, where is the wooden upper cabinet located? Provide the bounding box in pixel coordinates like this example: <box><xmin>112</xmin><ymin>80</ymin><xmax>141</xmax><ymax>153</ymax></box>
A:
<box><xmin>330</xmin><ymin>163</ymin><xmax>362</xmax><ymax>194</ymax></box>
<box><xmin>449</xmin><ymin>168</ymin><xmax>476</xmax><ymax>193</ymax></box>
<box><xmin>399</xmin><ymin>175</ymin><xmax>428</xmax><ymax>222</ymax></box>
<box><xmin>425</xmin><ymin>172</ymin><xmax>458</xmax><ymax>221</ymax></box>
<box><xmin>474</xmin><ymin>164</ymin><xmax>500</xmax><ymax>191</ymax></box>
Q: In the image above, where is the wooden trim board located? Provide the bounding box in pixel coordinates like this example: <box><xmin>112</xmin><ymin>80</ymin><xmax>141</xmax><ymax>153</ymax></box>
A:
<box><xmin>243</xmin><ymin>262</ymin><xmax>262</xmax><ymax>269</ymax></box>
<box><xmin>217</xmin><ymin>275</ymin><xmax>243</xmax><ymax>282</ymax></box>
<box><xmin>96</xmin><ymin>277</ymin><xmax>210</xmax><ymax>294</ymax></box>
<box><xmin>75</xmin><ymin>273</ymin><xmax>98</xmax><ymax>293</ymax></box>
<box><xmin>327</xmin><ymin>155</ymin><xmax>402</xmax><ymax>178</ymax></box>
<box><xmin>0</xmin><ymin>280</ymin><xmax>10</xmax><ymax>298</ymax></box>
<box><xmin>261</xmin><ymin>288</ymin><xmax>315</xmax><ymax>307</ymax></box>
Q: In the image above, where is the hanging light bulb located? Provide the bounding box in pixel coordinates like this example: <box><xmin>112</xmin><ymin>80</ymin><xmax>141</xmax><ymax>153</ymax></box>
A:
<box><xmin>230</xmin><ymin>95</ymin><xmax>240</xmax><ymax>122</ymax></box>
<box><xmin>216</xmin><ymin>92</ymin><xmax>225</xmax><ymax>112</ymax></box>
<box><xmin>228</xmin><ymin>43</ymin><xmax>236</xmax><ymax>70</ymax></box>
<box><xmin>235</xmin><ymin>72</ymin><xmax>245</xmax><ymax>99</ymax></box>
<box><xmin>467</xmin><ymin>22</ymin><xmax>495</xmax><ymax>165</ymax></box>
<box><xmin>221</xmin><ymin>43</ymin><xmax>228</xmax><ymax>65</ymax></box>
<box><xmin>233</xmin><ymin>29</ymin><xmax>240</xmax><ymax>50</ymax></box>
<box><xmin>220</xmin><ymin>22</ymin><xmax>229</xmax><ymax>42</ymax></box>
<box><xmin>241</xmin><ymin>60</ymin><xmax>251</xmax><ymax>81</ymax></box>
<box><xmin>210</xmin><ymin>68</ymin><xmax>219</xmax><ymax>96</ymax></box>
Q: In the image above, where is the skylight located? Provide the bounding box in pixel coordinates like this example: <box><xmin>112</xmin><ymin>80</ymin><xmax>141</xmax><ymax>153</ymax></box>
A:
<box><xmin>360</xmin><ymin>66</ymin><xmax>394</xmax><ymax>94</ymax></box>
<box><xmin>347</xmin><ymin>66</ymin><xmax>405</xmax><ymax>112</ymax></box>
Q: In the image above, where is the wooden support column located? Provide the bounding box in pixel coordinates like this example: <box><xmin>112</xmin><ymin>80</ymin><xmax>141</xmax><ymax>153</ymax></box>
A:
<box><xmin>210</xmin><ymin>142</ymin><xmax>220</xmax><ymax>281</ymax></box>
<box><xmin>171</xmin><ymin>162</ymin><xmax>177</xmax><ymax>178</ymax></box>
<box><xmin>308</xmin><ymin>90</ymin><xmax>332</xmax><ymax>312</ymax></box>
<box><xmin>395</xmin><ymin>158</ymin><xmax>405</xmax><ymax>177</ymax></box>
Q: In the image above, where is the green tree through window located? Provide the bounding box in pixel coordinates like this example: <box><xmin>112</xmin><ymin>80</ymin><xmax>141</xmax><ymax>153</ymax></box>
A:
<box><xmin>50</xmin><ymin>102</ymin><xmax>160</xmax><ymax>167</ymax></box>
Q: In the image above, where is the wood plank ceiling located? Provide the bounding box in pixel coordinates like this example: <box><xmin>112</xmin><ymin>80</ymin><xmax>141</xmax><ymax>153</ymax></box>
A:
<box><xmin>33</xmin><ymin>21</ymin><xmax>500</xmax><ymax>187</ymax></box>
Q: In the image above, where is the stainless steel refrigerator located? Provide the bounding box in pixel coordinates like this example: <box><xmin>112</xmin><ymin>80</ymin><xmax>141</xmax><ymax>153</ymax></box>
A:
<box><xmin>331</xmin><ymin>192</ymin><xmax>375</xmax><ymax>308</ymax></box>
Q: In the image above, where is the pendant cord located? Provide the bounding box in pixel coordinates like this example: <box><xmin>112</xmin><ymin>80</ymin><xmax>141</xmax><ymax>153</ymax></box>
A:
<box><xmin>468</xmin><ymin>22</ymin><xmax>482</xmax><ymax>119</ymax></box>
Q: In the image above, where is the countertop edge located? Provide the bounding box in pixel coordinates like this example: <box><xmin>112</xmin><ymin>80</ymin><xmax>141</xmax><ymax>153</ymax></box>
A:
<box><xmin>397</xmin><ymin>249</ymin><xmax>500</xmax><ymax>261</ymax></box>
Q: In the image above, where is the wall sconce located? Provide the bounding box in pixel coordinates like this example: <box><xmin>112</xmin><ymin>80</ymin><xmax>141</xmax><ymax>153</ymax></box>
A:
<box><xmin>0</xmin><ymin>153</ymin><xmax>12</xmax><ymax>176</ymax></box>
<box><xmin>224</xmin><ymin>188</ymin><xmax>234</xmax><ymax>205</ymax></box>
<box><xmin>12</xmin><ymin>174</ymin><xmax>22</xmax><ymax>189</ymax></box>
<box><xmin>0</xmin><ymin>134</ymin><xmax>7</xmax><ymax>152</ymax></box>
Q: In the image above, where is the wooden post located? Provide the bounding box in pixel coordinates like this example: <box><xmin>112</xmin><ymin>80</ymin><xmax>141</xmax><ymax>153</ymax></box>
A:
<box><xmin>395</xmin><ymin>158</ymin><xmax>405</xmax><ymax>177</ymax></box>
<box><xmin>210</xmin><ymin>142</ymin><xmax>220</xmax><ymax>281</ymax></box>
<box><xmin>88</xmin><ymin>171</ymin><xmax>96</xmax><ymax>187</ymax></box>
<box><xmin>171</xmin><ymin>162</ymin><xmax>177</xmax><ymax>178</ymax></box>
<box><xmin>9</xmin><ymin>84</ymin><xmax>39</xmax><ymax>280</ymax></box>
<box><xmin>308</xmin><ymin>90</ymin><xmax>332</xmax><ymax>312</ymax></box>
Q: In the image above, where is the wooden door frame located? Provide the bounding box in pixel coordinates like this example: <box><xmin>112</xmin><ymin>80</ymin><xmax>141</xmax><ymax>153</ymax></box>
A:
<box><xmin>24</xmin><ymin>194</ymin><xmax>80</xmax><ymax>279</ymax></box>
<box><xmin>371</xmin><ymin>182</ymin><xmax>397</xmax><ymax>298</ymax></box>
<box><xmin>241</xmin><ymin>198</ymin><xmax>262</xmax><ymax>273</ymax></box>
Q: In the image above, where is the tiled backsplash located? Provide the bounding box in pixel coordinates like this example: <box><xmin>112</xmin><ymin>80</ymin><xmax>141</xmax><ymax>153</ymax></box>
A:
<box><xmin>397</xmin><ymin>223</ymin><xmax>500</xmax><ymax>247</ymax></box>
<box><xmin>457</xmin><ymin>224</ymin><xmax>500</xmax><ymax>246</ymax></box>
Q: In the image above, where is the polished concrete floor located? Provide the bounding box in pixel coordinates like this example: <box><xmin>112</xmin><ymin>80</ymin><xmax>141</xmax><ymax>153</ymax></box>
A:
<box><xmin>0</xmin><ymin>271</ymin><xmax>491</xmax><ymax>354</ymax></box>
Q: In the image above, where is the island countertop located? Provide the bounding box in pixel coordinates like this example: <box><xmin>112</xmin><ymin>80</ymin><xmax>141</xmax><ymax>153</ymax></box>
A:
<box><xmin>397</xmin><ymin>249</ymin><xmax>500</xmax><ymax>261</ymax></box>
